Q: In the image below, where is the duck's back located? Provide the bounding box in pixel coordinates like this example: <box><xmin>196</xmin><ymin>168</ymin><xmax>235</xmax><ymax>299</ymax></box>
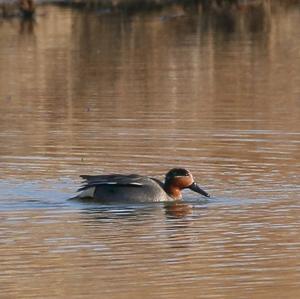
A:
<box><xmin>75</xmin><ymin>174</ymin><xmax>169</xmax><ymax>202</ymax></box>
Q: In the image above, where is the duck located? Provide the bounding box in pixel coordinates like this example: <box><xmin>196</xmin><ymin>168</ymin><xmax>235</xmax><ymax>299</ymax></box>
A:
<box><xmin>71</xmin><ymin>168</ymin><xmax>210</xmax><ymax>202</ymax></box>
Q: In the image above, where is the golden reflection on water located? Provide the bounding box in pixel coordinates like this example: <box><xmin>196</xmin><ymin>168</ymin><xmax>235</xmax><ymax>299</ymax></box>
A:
<box><xmin>0</xmin><ymin>3</ymin><xmax>300</xmax><ymax>299</ymax></box>
<box><xmin>1</xmin><ymin>201</ymin><xmax>300</xmax><ymax>299</ymax></box>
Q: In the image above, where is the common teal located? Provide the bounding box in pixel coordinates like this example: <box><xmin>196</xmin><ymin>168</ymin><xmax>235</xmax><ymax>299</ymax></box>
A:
<box><xmin>72</xmin><ymin>168</ymin><xmax>210</xmax><ymax>202</ymax></box>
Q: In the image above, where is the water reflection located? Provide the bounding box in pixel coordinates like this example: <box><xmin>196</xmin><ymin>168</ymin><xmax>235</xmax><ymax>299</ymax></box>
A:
<box><xmin>19</xmin><ymin>17</ymin><xmax>35</xmax><ymax>34</ymax></box>
<box><xmin>78</xmin><ymin>201</ymin><xmax>196</xmax><ymax>220</ymax></box>
<box><xmin>1</xmin><ymin>198</ymin><xmax>299</xmax><ymax>298</ymax></box>
<box><xmin>164</xmin><ymin>202</ymin><xmax>193</xmax><ymax>218</ymax></box>
<box><xmin>79</xmin><ymin>204</ymin><xmax>162</xmax><ymax>220</ymax></box>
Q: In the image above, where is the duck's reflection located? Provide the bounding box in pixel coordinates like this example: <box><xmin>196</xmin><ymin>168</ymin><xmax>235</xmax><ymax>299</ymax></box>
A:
<box><xmin>164</xmin><ymin>202</ymin><xmax>193</xmax><ymax>219</ymax></box>
<box><xmin>72</xmin><ymin>201</ymin><xmax>195</xmax><ymax>223</ymax></box>
<box><xmin>73</xmin><ymin>198</ymin><xmax>209</xmax><ymax>223</ymax></box>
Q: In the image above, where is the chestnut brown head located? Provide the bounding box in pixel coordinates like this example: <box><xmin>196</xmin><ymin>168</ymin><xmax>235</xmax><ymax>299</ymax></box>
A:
<box><xmin>164</xmin><ymin>168</ymin><xmax>210</xmax><ymax>199</ymax></box>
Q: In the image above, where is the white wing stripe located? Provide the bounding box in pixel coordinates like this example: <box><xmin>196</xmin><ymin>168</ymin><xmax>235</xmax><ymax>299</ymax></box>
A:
<box><xmin>79</xmin><ymin>187</ymin><xmax>95</xmax><ymax>198</ymax></box>
<box><xmin>89</xmin><ymin>182</ymin><xmax>143</xmax><ymax>186</ymax></box>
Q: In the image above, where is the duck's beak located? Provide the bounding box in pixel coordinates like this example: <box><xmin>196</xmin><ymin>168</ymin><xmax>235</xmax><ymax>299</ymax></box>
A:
<box><xmin>189</xmin><ymin>182</ymin><xmax>210</xmax><ymax>197</ymax></box>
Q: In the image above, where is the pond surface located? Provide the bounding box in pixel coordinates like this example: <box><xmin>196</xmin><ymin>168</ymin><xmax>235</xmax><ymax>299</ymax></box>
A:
<box><xmin>0</xmin><ymin>4</ymin><xmax>300</xmax><ymax>298</ymax></box>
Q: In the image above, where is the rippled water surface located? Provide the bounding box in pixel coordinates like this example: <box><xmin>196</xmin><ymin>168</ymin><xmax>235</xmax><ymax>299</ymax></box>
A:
<box><xmin>0</xmin><ymin>4</ymin><xmax>300</xmax><ymax>298</ymax></box>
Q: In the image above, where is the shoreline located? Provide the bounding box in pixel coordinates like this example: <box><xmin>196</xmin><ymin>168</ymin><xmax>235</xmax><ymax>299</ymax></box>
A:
<box><xmin>1</xmin><ymin>0</ymin><xmax>299</xmax><ymax>19</ymax></box>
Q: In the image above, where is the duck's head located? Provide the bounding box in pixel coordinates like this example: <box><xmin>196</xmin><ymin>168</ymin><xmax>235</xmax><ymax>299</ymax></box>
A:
<box><xmin>164</xmin><ymin>168</ymin><xmax>210</xmax><ymax>200</ymax></box>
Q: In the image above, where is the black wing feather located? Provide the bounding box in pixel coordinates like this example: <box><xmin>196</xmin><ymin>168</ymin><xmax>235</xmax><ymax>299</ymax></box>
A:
<box><xmin>77</xmin><ymin>174</ymin><xmax>144</xmax><ymax>192</ymax></box>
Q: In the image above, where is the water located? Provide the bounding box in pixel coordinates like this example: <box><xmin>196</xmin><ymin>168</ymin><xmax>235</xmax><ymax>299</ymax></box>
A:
<box><xmin>0</xmin><ymin>4</ymin><xmax>300</xmax><ymax>298</ymax></box>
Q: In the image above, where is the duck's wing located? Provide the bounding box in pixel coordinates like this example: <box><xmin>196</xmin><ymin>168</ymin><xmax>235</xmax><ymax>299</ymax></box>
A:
<box><xmin>78</xmin><ymin>174</ymin><xmax>144</xmax><ymax>192</ymax></box>
<box><xmin>149</xmin><ymin>177</ymin><xmax>165</xmax><ymax>189</ymax></box>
